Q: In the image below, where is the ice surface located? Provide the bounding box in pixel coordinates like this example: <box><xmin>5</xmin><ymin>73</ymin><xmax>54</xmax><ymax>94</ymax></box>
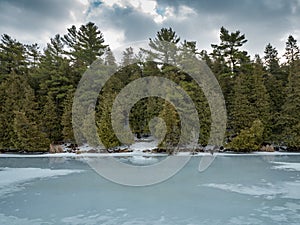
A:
<box><xmin>0</xmin><ymin>167</ymin><xmax>82</xmax><ymax>197</ymax></box>
<box><xmin>281</xmin><ymin>181</ymin><xmax>300</xmax><ymax>199</ymax></box>
<box><xmin>202</xmin><ymin>180</ymin><xmax>300</xmax><ymax>200</ymax></box>
<box><xmin>0</xmin><ymin>156</ymin><xmax>299</xmax><ymax>225</ymax></box>
<box><xmin>0</xmin><ymin>213</ymin><xmax>43</xmax><ymax>225</ymax></box>
<box><xmin>271</xmin><ymin>161</ymin><xmax>300</xmax><ymax>171</ymax></box>
<box><xmin>202</xmin><ymin>183</ymin><xmax>283</xmax><ymax>199</ymax></box>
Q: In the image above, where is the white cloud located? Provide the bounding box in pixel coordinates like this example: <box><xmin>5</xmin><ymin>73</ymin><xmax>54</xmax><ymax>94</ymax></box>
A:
<box><xmin>176</xmin><ymin>5</ymin><xmax>197</xmax><ymax>21</ymax></box>
<box><xmin>102</xmin><ymin>28</ymin><xmax>126</xmax><ymax>49</ymax></box>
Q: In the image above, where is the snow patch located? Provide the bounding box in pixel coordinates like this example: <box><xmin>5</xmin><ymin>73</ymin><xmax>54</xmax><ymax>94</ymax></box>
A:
<box><xmin>130</xmin><ymin>138</ymin><xmax>158</xmax><ymax>151</ymax></box>
<box><xmin>0</xmin><ymin>213</ymin><xmax>43</xmax><ymax>225</ymax></box>
<box><xmin>202</xmin><ymin>183</ymin><xmax>283</xmax><ymax>199</ymax></box>
<box><xmin>61</xmin><ymin>209</ymin><xmax>195</xmax><ymax>225</ymax></box>
<box><xmin>0</xmin><ymin>167</ymin><xmax>82</xmax><ymax>197</ymax></box>
<box><xmin>202</xmin><ymin>180</ymin><xmax>300</xmax><ymax>200</ymax></box>
<box><xmin>271</xmin><ymin>161</ymin><xmax>300</xmax><ymax>171</ymax></box>
<box><xmin>129</xmin><ymin>156</ymin><xmax>159</xmax><ymax>165</ymax></box>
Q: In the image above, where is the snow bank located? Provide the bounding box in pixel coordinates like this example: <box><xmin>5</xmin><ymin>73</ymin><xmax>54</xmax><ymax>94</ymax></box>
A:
<box><xmin>129</xmin><ymin>156</ymin><xmax>159</xmax><ymax>165</ymax></box>
<box><xmin>129</xmin><ymin>139</ymin><xmax>158</xmax><ymax>151</ymax></box>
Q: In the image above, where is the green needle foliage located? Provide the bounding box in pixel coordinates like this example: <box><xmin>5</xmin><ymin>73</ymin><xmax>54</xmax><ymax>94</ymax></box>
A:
<box><xmin>0</xmin><ymin>25</ymin><xmax>300</xmax><ymax>152</ymax></box>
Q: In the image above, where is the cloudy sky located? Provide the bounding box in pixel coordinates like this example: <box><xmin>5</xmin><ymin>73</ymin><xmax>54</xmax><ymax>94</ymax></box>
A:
<box><xmin>1</xmin><ymin>0</ymin><xmax>300</xmax><ymax>58</ymax></box>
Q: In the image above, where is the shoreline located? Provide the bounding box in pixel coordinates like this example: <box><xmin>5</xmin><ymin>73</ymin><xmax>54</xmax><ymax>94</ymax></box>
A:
<box><xmin>1</xmin><ymin>151</ymin><xmax>300</xmax><ymax>158</ymax></box>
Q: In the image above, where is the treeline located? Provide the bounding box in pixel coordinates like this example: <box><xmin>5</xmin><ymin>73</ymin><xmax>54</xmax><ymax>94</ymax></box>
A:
<box><xmin>0</xmin><ymin>22</ymin><xmax>299</xmax><ymax>152</ymax></box>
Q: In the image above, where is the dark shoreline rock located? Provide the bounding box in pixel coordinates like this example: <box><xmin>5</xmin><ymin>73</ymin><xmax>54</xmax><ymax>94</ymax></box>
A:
<box><xmin>49</xmin><ymin>144</ymin><xmax>63</xmax><ymax>153</ymax></box>
<box><xmin>107</xmin><ymin>148</ymin><xmax>133</xmax><ymax>153</ymax></box>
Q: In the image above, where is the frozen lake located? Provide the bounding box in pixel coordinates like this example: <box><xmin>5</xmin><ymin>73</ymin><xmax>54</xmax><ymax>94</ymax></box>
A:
<box><xmin>0</xmin><ymin>155</ymin><xmax>299</xmax><ymax>225</ymax></box>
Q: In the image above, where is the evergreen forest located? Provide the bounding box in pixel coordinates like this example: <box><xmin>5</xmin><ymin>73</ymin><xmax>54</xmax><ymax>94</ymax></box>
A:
<box><xmin>1</xmin><ymin>22</ymin><xmax>300</xmax><ymax>152</ymax></box>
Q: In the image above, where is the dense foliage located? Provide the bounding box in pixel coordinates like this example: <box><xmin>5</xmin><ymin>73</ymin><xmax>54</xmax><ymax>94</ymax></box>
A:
<box><xmin>0</xmin><ymin>23</ymin><xmax>300</xmax><ymax>152</ymax></box>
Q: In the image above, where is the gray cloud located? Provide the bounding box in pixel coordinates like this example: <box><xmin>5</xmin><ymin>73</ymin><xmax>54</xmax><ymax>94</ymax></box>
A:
<box><xmin>0</xmin><ymin>0</ymin><xmax>300</xmax><ymax>57</ymax></box>
<box><xmin>88</xmin><ymin>5</ymin><xmax>160</xmax><ymax>42</ymax></box>
<box><xmin>155</xmin><ymin>0</ymin><xmax>300</xmax><ymax>55</ymax></box>
<box><xmin>0</xmin><ymin>0</ymin><xmax>86</xmax><ymax>45</ymax></box>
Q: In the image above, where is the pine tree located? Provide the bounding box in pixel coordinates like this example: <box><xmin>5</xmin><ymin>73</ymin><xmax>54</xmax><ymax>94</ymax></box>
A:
<box><xmin>180</xmin><ymin>80</ymin><xmax>211</xmax><ymax>145</ymax></box>
<box><xmin>13</xmin><ymin>111</ymin><xmax>50</xmax><ymax>151</ymax></box>
<box><xmin>254</xmin><ymin>54</ymin><xmax>264</xmax><ymax>66</ymax></box>
<box><xmin>61</xmin><ymin>91</ymin><xmax>75</xmax><ymax>143</ymax></box>
<box><xmin>39</xmin><ymin>35</ymin><xmax>73</xmax><ymax>103</ymax></box>
<box><xmin>280</xmin><ymin>60</ymin><xmax>300</xmax><ymax>148</ymax></box>
<box><xmin>82</xmin><ymin>110</ymin><xmax>99</xmax><ymax>147</ymax></box>
<box><xmin>209</xmin><ymin>48</ymin><xmax>230</xmax><ymax>76</ymax></box>
<box><xmin>0</xmin><ymin>34</ymin><xmax>27</xmax><ymax>78</ymax></box>
<box><xmin>74</xmin><ymin>22</ymin><xmax>107</xmax><ymax>65</ymax></box>
<box><xmin>0</xmin><ymin>73</ymin><xmax>49</xmax><ymax>150</ymax></box>
<box><xmin>158</xmin><ymin>101</ymin><xmax>180</xmax><ymax>152</ymax></box>
<box><xmin>0</xmin><ymin>83</ymin><xmax>8</xmax><ymax>149</ymax></box>
<box><xmin>211</xmin><ymin>27</ymin><xmax>248</xmax><ymax>73</ymax></box>
<box><xmin>200</xmin><ymin>50</ymin><xmax>213</xmax><ymax>68</ymax></box>
<box><xmin>229</xmin><ymin>73</ymin><xmax>255</xmax><ymax>133</ymax></box>
<box><xmin>26</xmin><ymin>43</ymin><xmax>41</xmax><ymax>69</ymax></box>
<box><xmin>97</xmin><ymin>93</ymin><xmax>121</xmax><ymax>148</ymax></box>
<box><xmin>41</xmin><ymin>94</ymin><xmax>62</xmax><ymax>141</ymax></box>
<box><xmin>228</xmin><ymin>119</ymin><xmax>264</xmax><ymax>152</ymax></box>
<box><xmin>0</xmin><ymin>73</ymin><xmax>32</xmax><ymax>149</ymax></box>
<box><xmin>122</xmin><ymin>47</ymin><xmax>136</xmax><ymax>66</ymax></box>
<box><xmin>264</xmin><ymin>43</ymin><xmax>280</xmax><ymax>74</ymax></box>
<box><xmin>2</xmin><ymin>24</ymin><xmax>300</xmax><ymax>152</ymax></box>
<box><xmin>229</xmin><ymin>63</ymin><xmax>270</xmax><ymax>137</ymax></box>
<box><xmin>250</xmin><ymin>64</ymin><xmax>271</xmax><ymax>137</ymax></box>
<box><xmin>26</xmin><ymin>43</ymin><xmax>41</xmax><ymax>91</ymax></box>
<box><xmin>263</xmin><ymin>44</ymin><xmax>287</xmax><ymax>141</ymax></box>
<box><xmin>62</xmin><ymin>22</ymin><xmax>108</xmax><ymax>85</ymax></box>
<box><xmin>142</xmin><ymin>27</ymin><xmax>180</xmax><ymax>63</ymax></box>
<box><xmin>284</xmin><ymin>35</ymin><xmax>300</xmax><ymax>65</ymax></box>
<box><xmin>36</xmin><ymin>34</ymin><xmax>73</xmax><ymax>140</ymax></box>
<box><xmin>104</xmin><ymin>48</ymin><xmax>117</xmax><ymax>67</ymax></box>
